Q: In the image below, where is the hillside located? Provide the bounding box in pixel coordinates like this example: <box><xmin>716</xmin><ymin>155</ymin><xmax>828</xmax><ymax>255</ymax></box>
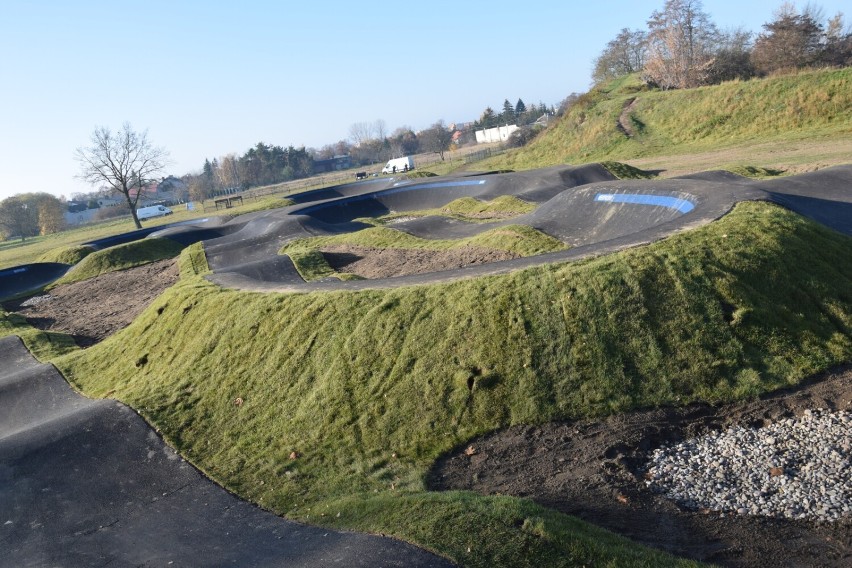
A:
<box><xmin>484</xmin><ymin>68</ymin><xmax>852</xmax><ymax>174</ymax></box>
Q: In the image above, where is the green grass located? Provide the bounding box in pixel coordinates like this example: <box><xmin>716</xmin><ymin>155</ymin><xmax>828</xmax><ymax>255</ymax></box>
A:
<box><xmin>482</xmin><ymin>68</ymin><xmax>852</xmax><ymax>173</ymax></box>
<box><xmin>51</xmin><ymin>238</ymin><xmax>185</xmax><ymax>286</ymax></box>
<box><xmin>30</xmin><ymin>201</ymin><xmax>848</xmax><ymax>566</ymax></box>
<box><xmin>0</xmin><ymin>196</ymin><xmax>293</xmax><ymax>270</ymax></box>
<box><xmin>358</xmin><ymin>195</ymin><xmax>537</xmax><ymax>226</ymax></box>
<box><xmin>37</xmin><ymin>244</ymin><xmax>95</xmax><ymax>265</ymax></box>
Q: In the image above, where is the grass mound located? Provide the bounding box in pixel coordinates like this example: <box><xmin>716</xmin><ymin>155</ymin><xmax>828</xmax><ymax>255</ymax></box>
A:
<box><xmin>361</xmin><ymin>195</ymin><xmax>536</xmax><ymax>227</ymax></box>
<box><xmin>43</xmin><ymin>201</ymin><xmax>851</xmax><ymax>565</ymax></box>
<box><xmin>52</xmin><ymin>238</ymin><xmax>185</xmax><ymax>286</ymax></box>
<box><xmin>37</xmin><ymin>244</ymin><xmax>95</xmax><ymax>265</ymax></box>
<box><xmin>484</xmin><ymin>67</ymin><xmax>852</xmax><ymax>172</ymax></box>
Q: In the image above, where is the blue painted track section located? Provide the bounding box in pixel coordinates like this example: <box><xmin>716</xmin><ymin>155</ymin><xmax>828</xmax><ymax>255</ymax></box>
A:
<box><xmin>594</xmin><ymin>193</ymin><xmax>695</xmax><ymax>213</ymax></box>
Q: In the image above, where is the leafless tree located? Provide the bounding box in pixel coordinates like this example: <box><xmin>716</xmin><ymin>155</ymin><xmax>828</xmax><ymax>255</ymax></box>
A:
<box><xmin>419</xmin><ymin>121</ymin><xmax>453</xmax><ymax>161</ymax></box>
<box><xmin>348</xmin><ymin>122</ymin><xmax>375</xmax><ymax>147</ymax></box>
<box><xmin>644</xmin><ymin>0</ymin><xmax>720</xmax><ymax>89</ymax></box>
<box><xmin>75</xmin><ymin>122</ymin><xmax>170</xmax><ymax>228</ymax></box>
<box><xmin>592</xmin><ymin>28</ymin><xmax>648</xmax><ymax>85</ymax></box>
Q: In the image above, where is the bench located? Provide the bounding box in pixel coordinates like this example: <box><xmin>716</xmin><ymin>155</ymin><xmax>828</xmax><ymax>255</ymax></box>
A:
<box><xmin>214</xmin><ymin>196</ymin><xmax>244</xmax><ymax>210</ymax></box>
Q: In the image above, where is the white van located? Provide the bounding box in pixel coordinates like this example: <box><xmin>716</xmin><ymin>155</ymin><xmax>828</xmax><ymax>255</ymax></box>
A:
<box><xmin>382</xmin><ymin>156</ymin><xmax>414</xmax><ymax>174</ymax></box>
<box><xmin>136</xmin><ymin>205</ymin><xmax>173</xmax><ymax>220</ymax></box>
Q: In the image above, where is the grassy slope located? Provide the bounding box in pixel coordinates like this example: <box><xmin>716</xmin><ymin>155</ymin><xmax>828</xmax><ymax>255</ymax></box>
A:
<box><xmin>42</xmin><ymin>202</ymin><xmax>851</xmax><ymax>566</ymax></box>
<box><xmin>484</xmin><ymin>68</ymin><xmax>852</xmax><ymax>172</ymax></box>
<box><xmin>50</xmin><ymin>238</ymin><xmax>185</xmax><ymax>286</ymax></box>
<box><xmin>0</xmin><ymin>196</ymin><xmax>293</xmax><ymax>270</ymax></box>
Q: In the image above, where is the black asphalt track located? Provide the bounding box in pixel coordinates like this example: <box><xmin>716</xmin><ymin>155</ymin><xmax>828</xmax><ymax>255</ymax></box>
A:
<box><xmin>1</xmin><ymin>164</ymin><xmax>850</xmax><ymax>566</ymax></box>
<box><xmin>0</xmin><ymin>335</ymin><xmax>453</xmax><ymax>567</ymax></box>
<box><xmin>200</xmin><ymin>164</ymin><xmax>852</xmax><ymax>293</ymax></box>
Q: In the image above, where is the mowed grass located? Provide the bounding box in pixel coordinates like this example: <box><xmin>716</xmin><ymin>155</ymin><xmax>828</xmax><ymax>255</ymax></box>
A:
<box><xmin>483</xmin><ymin>68</ymin><xmax>852</xmax><ymax>173</ymax></box>
<box><xmin>281</xmin><ymin>224</ymin><xmax>566</xmax><ymax>281</ymax></box>
<box><xmin>28</xmin><ymin>201</ymin><xmax>849</xmax><ymax>566</ymax></box>
<box><xmin>0</xmin><ymin>196</ymin><xmax>293</xmax><ymax>270</ymax></box>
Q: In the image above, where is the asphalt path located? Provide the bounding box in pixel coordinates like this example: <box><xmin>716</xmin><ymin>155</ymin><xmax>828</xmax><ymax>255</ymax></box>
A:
<box><xmin>0</xmin><ymin>335</ymin><xmax>453</xmax><ymax>567</ymax></box>
<box><xmin>201</xmin><ymin>165</ymin><xmax>852</xmax><ymax>293</ymax></box>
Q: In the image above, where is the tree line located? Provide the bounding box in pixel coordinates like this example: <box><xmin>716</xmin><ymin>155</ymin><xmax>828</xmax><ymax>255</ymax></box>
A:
<box><xmin>593</xmin><ymin>0</ymin><xmax>852</xmax><ymax>89</ymax></box>
<box><xmin>473</xmin><ymin>98</ymin><xmax>554</xmax><ymax>130</ymax></box>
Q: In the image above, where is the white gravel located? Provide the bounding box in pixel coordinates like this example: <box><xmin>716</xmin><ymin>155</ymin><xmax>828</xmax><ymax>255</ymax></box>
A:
<box><xmin>644</xmin><ymin>409</ymin><xmax>851</xmax><ymax>521</ymax></box>
<box><xmin>19</xmin><ymin>294</ymin><xmax>52</xmax><ymax>307</ymax></box>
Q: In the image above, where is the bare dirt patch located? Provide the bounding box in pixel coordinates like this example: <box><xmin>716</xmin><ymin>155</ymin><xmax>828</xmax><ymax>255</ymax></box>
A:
<box><xmin>4</xmin><ymin>259</ymin><xmax>179</xmax><ymax>347</ymax></box>
<box><xmin>429</xmin><ymin>366</ymin><xmax>852</xmax><ymax>567</ymax></box>
<box><xmin>320</xmin><ymin>244</ymin><xmax>518</xmax><ymax>279</ymax></box>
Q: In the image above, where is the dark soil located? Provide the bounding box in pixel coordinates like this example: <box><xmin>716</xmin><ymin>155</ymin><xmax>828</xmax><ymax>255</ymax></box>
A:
<box><xmin>3</xmin><ymin>259</ymin><xmax>180</xmax><ymax>347</ymax></box>
<box><xmin>429</xmin><ymin>366</ymin><xmax>852</xmax><ymax>567</ymax></box>
<box><xmin>320</xmin><ymin>244</ymin><xmax>518</xmax><ymax>279</ymax></box>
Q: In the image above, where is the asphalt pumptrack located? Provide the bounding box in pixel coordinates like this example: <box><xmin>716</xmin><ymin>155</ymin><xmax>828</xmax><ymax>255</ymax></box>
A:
<box><xmin>1</xmin><ymin>164</ymin><xmax>851</xmax><ymax>566</ymax></box>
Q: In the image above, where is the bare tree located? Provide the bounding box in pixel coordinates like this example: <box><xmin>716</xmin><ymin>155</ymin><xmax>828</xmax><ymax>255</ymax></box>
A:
<box><xmin>644</xmin><ymin>0</ymin><xmax>719</xmax><ymax>89</ymax></box>
<box><xmin>75</xmin><ymin>123</ymin><xmax>170</xmax><ymax>229</ymax></box>
<box><xmin>348</xmin><ymin>122</ymin><xmax>375</xmax><ymax>147</ymax></box>
<box><xmin>592</xmin><ymin>28</ymin><xmax>648</xmax><ymax>84</ymax></box>
<box><xmin>419</xmin><ymin>121</ymin><xmax>453</xmax><ymax>161</ymax></box>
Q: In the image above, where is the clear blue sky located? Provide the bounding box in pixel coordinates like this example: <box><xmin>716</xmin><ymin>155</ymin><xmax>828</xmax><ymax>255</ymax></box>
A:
<box><xmin>1</xmin><ymin>0</ymin><xmax>848</xmax><ymax>200</ymax></box>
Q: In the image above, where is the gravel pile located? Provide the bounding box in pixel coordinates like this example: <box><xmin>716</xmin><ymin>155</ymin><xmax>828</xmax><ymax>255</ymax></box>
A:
<box><xmin>644</xmin><ymin>409</ymin><xmax>851</xmax><ymax>521</ymax></box>
<box><xmin>19</xmin><ymin>295</ymin><xmax>52</xmax><ymax>307</ymax></box>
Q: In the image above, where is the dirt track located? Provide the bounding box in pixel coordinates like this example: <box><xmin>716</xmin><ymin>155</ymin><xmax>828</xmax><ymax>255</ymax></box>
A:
<box><xmin>4</xmin><ymin>259</ymin><xmax>179</xmax><ymax>347</ymax></box>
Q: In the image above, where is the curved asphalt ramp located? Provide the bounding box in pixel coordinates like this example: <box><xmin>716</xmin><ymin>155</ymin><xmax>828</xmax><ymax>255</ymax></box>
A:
<box><xmin>0</xmin><ymin>335</ymin><xmax>452</xmax><ymax>567</ymax></box>
<box><xmin>0</xmin><ymin>263</ymin><xmax>71</xmax><ymax>302</ymax></box>
<box><xmin>200</xmin><ymin>164</ymin><xmax>851</xmax><ymax>292</ymax></box>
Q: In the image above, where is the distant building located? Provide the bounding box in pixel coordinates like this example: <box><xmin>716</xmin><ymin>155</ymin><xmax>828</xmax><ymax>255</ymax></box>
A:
<box><xmin>475</xmin><ymin>124</ymin><xmax>519</xmax><ymax>144</ymax></box>
<box><xmin>313</xmin><ymin>155</ymin><xmax>351</xmax><ymax>173</ymax></box>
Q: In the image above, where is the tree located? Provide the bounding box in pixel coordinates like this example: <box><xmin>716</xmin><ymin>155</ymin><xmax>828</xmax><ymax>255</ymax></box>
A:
<box><xmin>751</xmin><ymin>3</ymin><xmax>824</xmax><ymax>74</ymax></box>
<box><xmin>75</xmin><ymin>123</ymin><xmax>170</xmax><ymax>229</ymax></box>
<box><xmin>0</xmin><ymin>193</ymin><xmax>64</xmax><ymax>241</ymax></box>
<box><xmin>822</xmin><ymin>12</ymin><xmax>852</xmax><ymax>66</ymax></box>
<box><xmin>644</xmin><ymin>0</ymin><xmax>720</xmax><ymax>89</ymax></box>
<box><xmin>419</xmin><ymin>120</ymin><xmax>453</xmax><ymax>160</ymax></box>
<box><xmin>501</xmin><ymin>99</ymin><xmax>515</xmax><ymax>123</ymax></box>
<box><xmin>478</xmin><ymin>107</ymin><xmax>497</xmax><ymax>129</ymax></box>
<box><xmin>592</xmin><ymin>28</ymin><xmax>648</xmax><ymax>84</ymax></box>
<box><xmin>515</xmin><ymin>98</ymin><xmax>527</xmax><ymax>116</ymax></box>
<box><xmin>707</xmin><ymin>27</ymin><xmax>755</xmax><ymax>83</ymax></box>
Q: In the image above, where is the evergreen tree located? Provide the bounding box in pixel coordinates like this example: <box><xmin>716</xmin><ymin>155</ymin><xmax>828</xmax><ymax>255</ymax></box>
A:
<box><xmin>515</xmin><ymin>98</ymin><xmax>527</xmax><ymax>116</ymax></box>
<box><xmin>501</xmin><ymin>99</ymin><xmax>515</xmax><ymax>123</ymax></box>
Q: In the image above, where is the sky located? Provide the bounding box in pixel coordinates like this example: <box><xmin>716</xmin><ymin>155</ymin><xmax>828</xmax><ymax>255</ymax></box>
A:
<box><xmin>1</xmin><ymin>0</ymin><xmax>849</xmax><ymax>201</ymax></box>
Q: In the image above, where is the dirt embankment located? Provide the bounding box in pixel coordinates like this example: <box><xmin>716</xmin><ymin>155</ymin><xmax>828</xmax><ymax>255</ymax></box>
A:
<box><xmin>4</xmin><ymin>259</ymin><xmax>179</xmax><ymax>347</ymax></box>
<box><xmin>320</xmin><ymin>245</ymin><xmax>518</xmax><ymax>279</ymax></box>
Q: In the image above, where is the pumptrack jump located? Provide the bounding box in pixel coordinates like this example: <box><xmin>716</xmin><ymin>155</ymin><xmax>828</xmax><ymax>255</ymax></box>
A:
<box><xmin>176</xmin><ymin>163</ymin><xmax>852</xmax><ymax>291</ymax></box>
<box><xmin>2</xmin><ymin>164</ymin><xmax>851</xmax><ymax>299</ymax></box>
<box><xmin>1</xmin><ymin>164</ymin><xmax>850</xmax><ymax>567</ymax></box>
